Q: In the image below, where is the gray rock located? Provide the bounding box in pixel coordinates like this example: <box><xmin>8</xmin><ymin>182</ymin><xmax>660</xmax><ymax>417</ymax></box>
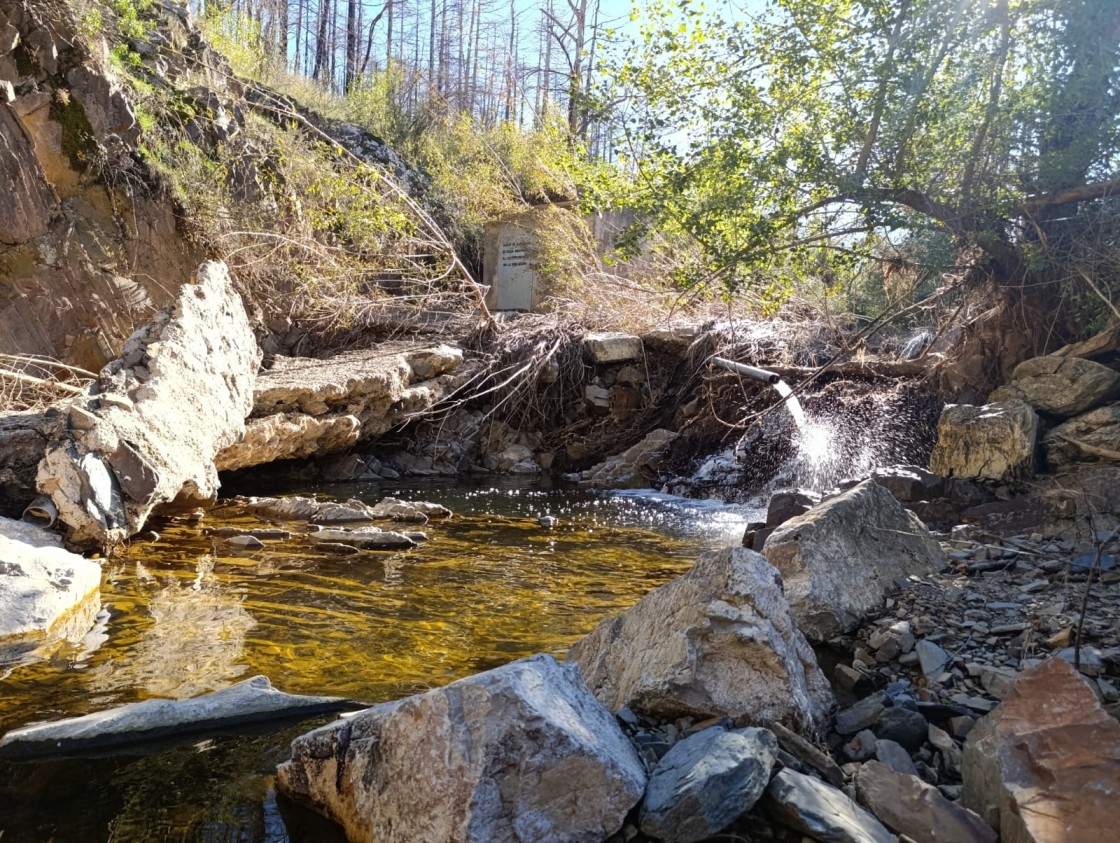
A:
<box><xmin>216</xmin><ymin>344</ymin><xmax>470</xmax><ymax>472</ymax></box>
<box><xmin>876</xmin><ymin>738</ymin><xmax>920</xmax><ymax>776</ymax></box>
<box><xmin>238</xmin><ymin>495</ymin><xmax>323</xmax><ymax>521</ymax></box>
<box><xmin>309</xmin><ymin>528</ymin><xmax>415</xmax><ymax>550</ymax></box>
<box><xmin>766</xmin><ymin>768</ymin><xmax>894</xmax><ymax>843</ymax></box>
<box><xmin>991</xmin><ymin>355</ymin><xmax>1120</xmax><ymax>417</ymax></box>
<box><xmin>929</xmin><ymin>400</ymin><xmax>1038</xmax><ymax>482</ymax></box>
<box><xmin>0</xmin><ymin>676</ymin><xmax>350</xmax><ymax>758</ymax></box>
<box><xmin>843</xmin><ymin>729</ymin><xmax>878</xmax><ymax>762</ymax></box>
<box><xmin>765</xmin><ymin>490</ymin><xmax>817</xmax><ymax>527</ymax></box>
<box><xmin>224</xmin><ymin>534</ymin><xmax>263</xmax><ymax>549</ymax></box>
<box><xmin>0</xmin><ymin>516</ymin><xmax>102</xmax><ymax>666</ymax></box>
<box><xmin>277</xmin><ymin>654</ymin><xmax>645</xmax><ymax>843</ymax></box>
<box><xmin>311</xmin><ymin>499</ymin><xmax>379</xmax><ymax>523</ymax></box>
<box><xmin>873</xmin><ymin>707</ymin><xmax>927</xmax><ymax>752</ymax></box>
<box><xmin>857</xmin><ymin>760</ymin><xmax>996</xmax><ymax>843</ymax></box>
<box><xmin>917</xmin><ymin>639</ymin><xmax>949</xmax><ymax>678</ymax></box>
<box><xmin>1044</xmin><ymin>404</ymin><xmax>1120</xmax><ymax>467</ymax></box>
<box><xmin>369</xmin><ymin>496</ymin><xmax>452</xmax><ymax>522</ymax></box>
<box><xmin>37</xmin><ymin>262</ymin><xmax>261</xmax><ymax>546</ymax></box>
<box><xmin>871</xmin><ymin>465</ymin><xmax>946</xmax><ymax>502</ymax></box>
<box><xmin>639</xmin><ymin>726</ymin><xmax>777</xmax><ymax>843</ymax></box>
<box><xmin>569</xmin><ymin>548</ymin><xmax>833</xmax><ymax>732</ymax></box>
<box><xmin>764</xmin><ymin>481</ymin><xmax>945</xmax><ymax>641</ymax></box>
<box><xmin>575</xmin><ymin>429</ymin><xmax>678</xmax><ymax>489</ymax></box>
<box><xmin>834</xmin><ymin>692</ymin><xmax>889</xmax><ymax>735</ymax></box>
<box><xmin>928</xmin><ymin>725</ymin><xmax>963</xmax><ymax>776</ymax></box>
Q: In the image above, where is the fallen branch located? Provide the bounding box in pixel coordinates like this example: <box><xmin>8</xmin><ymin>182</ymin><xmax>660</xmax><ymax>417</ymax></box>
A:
<box><xmin>0</xmin><ymin>368</ymin><xmax>85</xmax><ymax>394</ymax></box>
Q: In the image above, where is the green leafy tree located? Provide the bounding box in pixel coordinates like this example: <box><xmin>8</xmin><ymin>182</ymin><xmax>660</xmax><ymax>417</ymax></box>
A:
<box><xmin>604</xmin><ymin>0</ymin><xmax>1120</xmax><ymax>325</ymax></box>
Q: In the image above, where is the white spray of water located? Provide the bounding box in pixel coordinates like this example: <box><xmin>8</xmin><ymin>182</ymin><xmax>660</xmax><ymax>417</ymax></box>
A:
<box><xmin>773</xmin><ymin>380</ymin><xmax>834</xmax><ymax>469</ymax></box>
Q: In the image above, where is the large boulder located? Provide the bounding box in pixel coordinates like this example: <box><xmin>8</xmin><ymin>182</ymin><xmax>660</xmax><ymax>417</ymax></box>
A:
<box><xmin>991</xmin><ymin>355</ymin><xmax>1120</xmax><ymax>416</ymax></box>
<box><xmin>36</xmin><ymin>261</ymin><xmax>260</xmax><ymax>546</ymax></box>
<box><xmin>762</xmin><ymin>481</ymin><xmax>945</xmax><ymax>641</ymax></box>
<box><xmin>1043</xmin><ymin>404</ymin><xmax>1120</xmax><ymax>466</ymax></box>
<box><xmin>961</xmin><ymin>657</ymin><xmax>1120</xmax><ymax>843</ymax></box>
<box><xmin>568</xmin><ymin>548</ymin><xmax>833</xmax><ymax>732</ymax></box>
<box><xmin>929</xmin><ymin>400</ymin><xmax>1038</xmax><ymax>482</ymax></box>
<box><xmin>0</xmin><ymin>516</ymin><xmax>101</xmax><ymax>665</ymax></box>
<box><xmin>276</xmin><ymin>654</ymin><xmax>646</xmax><ymax>843</ymax></box>
<box><xmin>639</xmin><ymin>725</ymin><xmax>778</xmax><ymax>843</ymax></box>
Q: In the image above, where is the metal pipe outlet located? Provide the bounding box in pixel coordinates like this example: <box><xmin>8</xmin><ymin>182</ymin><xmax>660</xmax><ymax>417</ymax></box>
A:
<box><xmin>712</xmin><ymin>356</ymin><xmax>781</xmax><ymax>384</ymax></box>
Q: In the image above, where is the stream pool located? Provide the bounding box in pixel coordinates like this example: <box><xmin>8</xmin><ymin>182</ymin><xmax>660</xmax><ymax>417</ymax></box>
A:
<box><xmin>0</xmin><ymin>478</ymin><xmax>756</xmax><ymax>841</ymax></box>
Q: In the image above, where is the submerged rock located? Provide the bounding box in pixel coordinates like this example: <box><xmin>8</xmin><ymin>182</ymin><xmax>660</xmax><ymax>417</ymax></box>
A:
<box><xmin>763</xmin><ymin>480</ymin><xmax>945</xmax><ymax>641</ymax></box>
<box><xmin>308</xmin><ymin>528</ymin><xmax>416</xmax><ymax>550</ymax></box>
<box><xmin>961</xmin><ymin>657</ymin><xmax>1120</xmax><ymax>843</ymax></box>
<box><xmin>369</xmin><ymin>496</ymin><xmax>452</xmax><ymax>522</ymax></box>
<box><xmin>639</xmin><ymin>725</ymin><xmax>777</xmax><ymax>843</ymax></box>
<box><xmin>0</xmin><ymin>516</ymin><xmax>101</xmax><ymax>666</ymax></box>
<box><xmin>0</xmin><ymin>675</ymin><xmax>351</xmax><ymax>759</ymax></box>
<box><xmin>36</xmin><ymin>261</ymin><xmax>260</xmax><ymax>546</ymax></box>
<box><xmin>929</xmin><ymin>400</ymin><xmax>1038</xmax><ymax>482</ymax></box>
<box><xmin>568</xmin><ymin>547</ymin><xmax>833</xmax><ymax>732</ymax></box>
<box><xmin>277</xmin><ymin>654</ymin><xmax>645</xmax><ymax>843</ymax></box>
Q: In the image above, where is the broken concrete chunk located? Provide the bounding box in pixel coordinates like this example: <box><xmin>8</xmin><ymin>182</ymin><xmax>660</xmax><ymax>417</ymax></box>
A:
<box><xmin>36</xmin><ymin>261</ymin><xmax>260</xmax><ymax>546</ymax></box>
<box><xmin>584</xmin><ymin>332</ymin><xmax>643</xmax><ymax>364</ymax></box>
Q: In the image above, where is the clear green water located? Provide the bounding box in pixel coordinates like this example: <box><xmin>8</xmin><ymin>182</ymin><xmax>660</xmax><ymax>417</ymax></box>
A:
<box><xmin>0</xmin><ymin>479</ymin><xmax>752</xmax><ymax>841</ymax></box>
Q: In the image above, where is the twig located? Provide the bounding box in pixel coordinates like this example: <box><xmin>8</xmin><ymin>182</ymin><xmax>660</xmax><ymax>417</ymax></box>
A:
<box><xmin>1074</xmin><ymin>522</ymin><xmax>1120</xmax><ymax>672</ymax></box>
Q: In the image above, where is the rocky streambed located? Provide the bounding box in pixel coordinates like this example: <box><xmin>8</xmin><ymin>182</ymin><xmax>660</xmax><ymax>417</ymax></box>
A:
<box><xmin>2</xmin><ymin>258</ymin><xmax>1120</xmax><ymax>842</ymax></box>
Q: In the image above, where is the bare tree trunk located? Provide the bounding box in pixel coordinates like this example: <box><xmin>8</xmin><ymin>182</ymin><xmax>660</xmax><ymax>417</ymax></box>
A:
<box><xmin>565</xmin><ymin>0</ymin><xmax>586</xmax><ymax>137</ymax></box>
<box><xmin>293</xmin><ymin>0</ymin><xmax>303</xmax><ymax>74</ymax></box>
<box><xmin>345</xmin><ymin>0</ymin><xmax>359</xmax><ymax>90</ymax></box>
<box><xmin>386</xmin><ymin>0</ymin><xmax>394</xmax><ymax>72</ymax></box>
<box><xmin>312</xmin><ymin>0</ymin><xmax>331</xmax><ymax>80</ymax></box>
<box><xmin>539</xmin><ymin>0</ymin><xmax>552</xmax><ymax>122</ymax></box>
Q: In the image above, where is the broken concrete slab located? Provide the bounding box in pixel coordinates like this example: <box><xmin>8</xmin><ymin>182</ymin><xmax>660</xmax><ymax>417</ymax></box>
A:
<box><xmin>36</xmin><ymin>261</ymin><xmax>260</xmax><ymax>546</ymax></box>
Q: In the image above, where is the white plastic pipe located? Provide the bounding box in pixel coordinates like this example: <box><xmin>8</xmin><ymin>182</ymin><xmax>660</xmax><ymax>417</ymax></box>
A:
<box><xmin>712</xmin><ymin>356</ymin><xmax>781</xmax><ymax>384</ymax></box>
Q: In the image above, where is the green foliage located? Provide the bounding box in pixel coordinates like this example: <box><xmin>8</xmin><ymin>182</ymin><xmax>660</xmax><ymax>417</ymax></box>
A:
<box><xmin>198</xmin><ymin>5</ymin><xmax>270</xmax><ymax>80</ymax></box>
<box><xmin>270</xmin><ymin>69</ymin><xmax>625</xmax><ymax>273</ymax></box>
<box><xmin>49</xmin><ymin>92</ymin><xmax>97</xmax><ymax>170</ymax></box>
<box><xmin>601</xmin><ymin>0</ymin><xmax>1120</xmax><ymax>318</ymax></box>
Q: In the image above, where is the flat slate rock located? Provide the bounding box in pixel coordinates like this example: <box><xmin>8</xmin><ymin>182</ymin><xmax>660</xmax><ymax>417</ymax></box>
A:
<box><xmin>0</xmin><ymin>676</ymin><xmax>355</xmax><ymax>759</ymax></box>
<box><xmin>766</xmin><ymin>768</ymin><xmax>894</xmax><ymax>843</ymax></box>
